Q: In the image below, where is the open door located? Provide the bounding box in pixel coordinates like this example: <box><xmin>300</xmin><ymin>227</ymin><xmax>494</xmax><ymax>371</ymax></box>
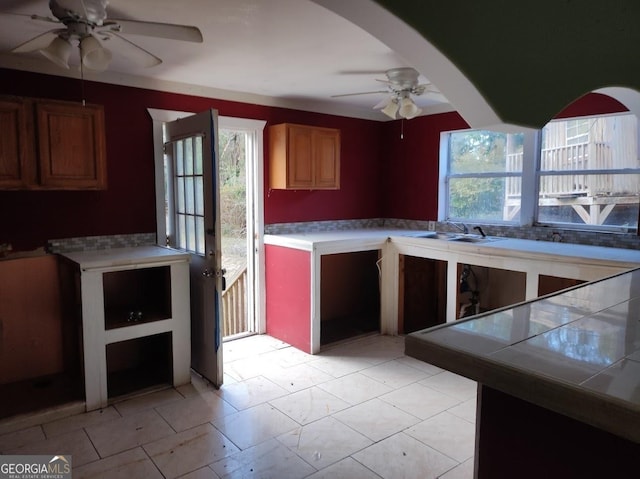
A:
<box><xmin>164</xmin><ymin>110</ymin><xmax>224</xmax><ymax>387</ymax></box>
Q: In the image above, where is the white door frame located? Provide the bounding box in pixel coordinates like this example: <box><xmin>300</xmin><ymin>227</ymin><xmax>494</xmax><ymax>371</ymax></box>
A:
<box><xmin>148</xmin><ymin>109</ymin><xmax>267</xmax><ymax>336</ymax></box>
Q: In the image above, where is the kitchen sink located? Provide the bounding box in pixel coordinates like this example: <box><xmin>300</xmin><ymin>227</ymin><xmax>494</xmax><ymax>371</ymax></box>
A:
<box><xmin>447</xmin><ymin>234</ymin><xmax>504</xmax><ymax>243</ymax></box>
<box><xmin>401</xmin><ymin>231</ymin><xmax>505</xmax><ymax>243</ymax></box>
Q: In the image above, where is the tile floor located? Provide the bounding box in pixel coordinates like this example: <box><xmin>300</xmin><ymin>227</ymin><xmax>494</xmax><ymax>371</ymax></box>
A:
<box><xmin>0</xmin><ymin>334</ymin><xmax>477</xmax><ymax>478</ymax></box>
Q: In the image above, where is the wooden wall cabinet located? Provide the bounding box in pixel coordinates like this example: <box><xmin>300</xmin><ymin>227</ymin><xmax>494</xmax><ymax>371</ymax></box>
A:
<box><xmin>269</xmin><ymin>123</ymin><xmax>340</xmax><ymax>190</ymax></box>
<box><xmin>0</xmin><ymin>96</ymin><xmax>107</xmax><ymax>190</ymax></box>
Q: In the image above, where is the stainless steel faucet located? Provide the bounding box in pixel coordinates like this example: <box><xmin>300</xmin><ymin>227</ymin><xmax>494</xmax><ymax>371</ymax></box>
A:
<box><xmin>449</xmin><ymin>222</ymin><xmax>469</xmax><ymax>234</ymax></box>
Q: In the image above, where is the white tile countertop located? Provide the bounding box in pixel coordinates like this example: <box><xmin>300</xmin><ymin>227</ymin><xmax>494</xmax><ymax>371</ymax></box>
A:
<box><xmin>265</xmin><ymin>228</ymin><xmax>640</xmax><ymax>267</ymax></box>
<box><xmin>60</xmin><ymin>245</ymin><xmax>190</xmax><ymax>270</ymax></box>
<box><xmin>405</xmin><ymin>268</ymin><xmax>640</xmax><ymax>443</ymax></box>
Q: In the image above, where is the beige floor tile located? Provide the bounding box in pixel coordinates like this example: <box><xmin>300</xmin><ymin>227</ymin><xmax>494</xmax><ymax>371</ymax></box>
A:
<box><xmin>353</xmin><ymin>432</ymin><xmax>457</xmax><ymax>479</ymax></box>
<box><xmin>395</xmin><ymin>356</ymin><xmax>444</xmax><ymax>376</ymax></box>
<box><xmin>258</xmin><ymin>345</ymin><xmax>316</xmax><ymax>368</ymax></box>
<box><xmin>419</xmin><ymin>371</ymin><xmax>478</xmax><ymax>401</ymax></box>
<box><xmin>306</xmin><ymin>457</ymin><xmax>382</xmax><ymax>479</ymax></box>
<box><xmin>309</xmin><ymin>355</ymin><xmax>374</xmax><ymax>378</ymax></box>
<box><xmin>212</xmin><ymin>402</ymin><xmax>299</xmax><ymax>450</ymax></box>
<box><xmin>43</xmin><ymin>406</ymin><xmax>121</xmax><ymax>438</ymax></box>
<box><xmin>223</xmin><ymin>335</ymin><xmax>280</xmax><ymax>362</ymax></box>
<box><xmin>405</xmin><ymin>412</ymin><xmax>475</xmax><ymax>463</ymax></box>
<box><xmin>73</xmin><ymin>447</ymin><xmax>163</xmax><ymax>478</ymax></box>
<box><xmin>439</xmin><ymin>458</ymin><xmax>474</xmax><ymax>479</ymax></box>
<box><xmin>277</xmin><ymin>416</ymin><xmax>372</xmax><ymax>470</ymax></box>
<box><xmin>156</xmin><ymin>393</ymin><xmax>237</xmax><ymax>432</ymax></box>
<box><xmin>144</xmin><ymin>423</ymin><xmax>239</xmax><ymax>479</ymax></box>
<box><xmin>215</xmin><ymin>376</ymin><xmax>288</xmax><ymax>410</ymax></box>
<box><xmin>344</xmin><ymin>338</ymin><xmax>406</xmax><ymax>365</ymax></box>
<box><xmin>113</xmin><ymin>388</ymin><xmax>185</xmax><ymax>416</ymax></box>
<box><xmin>317</xmin><ymin>372</ymin><xmax>393</xmax><ymax>405</ymax></box>
<box><xmin>261</xmin><ymin>362</ymin><xmax>333</xmax><ymax>392</ymax></box>
<box><xmin>177</xmin><ymin>374</ymin><xmax>219</xmax><ymax>397</ymax></box>
<box><xmin>0</xmin><ymin>425</ymin><xmax>44</xmax><ymax>453</ymax></box>
<box><xmin>359</xmin><ymin>359</ymin><xmax>430</xmax><ymax>388</ymax></box>
<box><xmin>447</xmin><ymin>398</ymin><xmax>477</xmax><ymax>424</ymax></box>
<box><xmin>269</xmin><ymin>386</ymin><xmax>350</xmax><ymax>425</ymax></box>
<box><xmin>7</xmin><ymin>429</ymin><xmax>99</xmax><ymax>467</ymax></box>
<box><xmin>86</xmin><ymin>409</ymin><xmax>175</xmax><ymax>458</ymax></box>
<box><xmin>379</xmin><ymin>383</ymin><xmax>462</xmax><ymax>420</ymax></box>
<box><xmin>333</xmin><ymin>398</ymin><xmax>420</xmax><ymax>442</ymax></box>
<box><xmin>178</xmin><ymin>466</ymin><xmax>221</xmax><ymax>479</ymax></box>
<box><xmin>211</xmin><ymin>438</ymin><xmax>316</xmax><ymax>479</ymax></box>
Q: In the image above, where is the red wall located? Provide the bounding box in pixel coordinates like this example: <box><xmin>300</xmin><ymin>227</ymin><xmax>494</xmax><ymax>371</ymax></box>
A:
<box><xmin>381</xmin><ymin>112</ymin><xmax>469</xmax><ymax>220</ymax></box>
<box><xmin>265</xmin><ymin>244</ymin><xmax>311</xmax><ymax>352</ymax></box>
<box><xmin>0</xmin><ymin>68</ymin><xmax>383</xmax><ymax>250</ymax></box>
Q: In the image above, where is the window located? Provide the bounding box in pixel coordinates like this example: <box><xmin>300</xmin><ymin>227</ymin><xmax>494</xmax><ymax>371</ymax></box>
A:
<box><xmin>440</xmin><ymin>113</ymin><xmax>640</xmax><ymax>232</ymax></box>
<box><xmin>441</xmin><ymin>130</ymin><xmax>524</xmax><ymax>223</ymax></box>
<box><xmin>168</xmin><ymin>135</ymin><xmax>206</xmax><ymax>254</ymax></box>
<box><xmin>538</xmin><ymin>115</ymin><xmax>640</xmax><ymax>229</ymax></box>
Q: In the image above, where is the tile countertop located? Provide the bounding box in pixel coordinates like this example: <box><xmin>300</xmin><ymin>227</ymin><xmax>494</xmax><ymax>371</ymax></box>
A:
<box><xmin>405</xmin><ymin>268</ymin><xmax>640</xmax><ymax>443</ymax></box>
<box><xmin>265</xmin><ymin>228</ymin><xmax>640</xmax><ymax>267</ymax></box>
<box><xmin>59</xmin><ymin>245</ymin><xmax>190</xmax><ymax>270</ymax></box>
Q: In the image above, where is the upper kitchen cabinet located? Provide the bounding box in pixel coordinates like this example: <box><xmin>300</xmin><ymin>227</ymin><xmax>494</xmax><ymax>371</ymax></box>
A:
<box><xmin>0</xmin><ymin>97</ymin><xmax>33</xmax><ymax>189</ymax></box>
<box><xmin>269</xmin><ymin>123</ymin><xmax>340</xmax><ymax>190</ymax></box>
<box><xmin>0</xmin><ymin>96</ymin><xmax>107</xmax><ymax>190</ymax></box>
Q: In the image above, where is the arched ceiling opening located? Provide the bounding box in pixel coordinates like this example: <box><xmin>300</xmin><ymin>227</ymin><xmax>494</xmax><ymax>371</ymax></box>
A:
<box><xmin>315</xmin><ymin>0</ymin><xmax>640</xmax><ymax>129</ymax></box>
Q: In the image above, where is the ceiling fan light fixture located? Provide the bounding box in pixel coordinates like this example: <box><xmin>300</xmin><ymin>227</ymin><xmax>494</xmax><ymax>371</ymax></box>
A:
<box><xmin>81</xmin><ymin>35</ymin><xmax>112</xmax><ymax>71</ymax></box>
<box><xmin>381</xmin><ymin>99</ymin><xmax>399</xmax><ymax>119</ymax></box>
<box><xmin>40</xmin><ymin>36</ymin><xmax>72</xmax><ymax>69</ymax></box>
<box><xmin>398</xmin><ymin>96</ymin><xmax>421</xmax><ymax>120</ymax></box>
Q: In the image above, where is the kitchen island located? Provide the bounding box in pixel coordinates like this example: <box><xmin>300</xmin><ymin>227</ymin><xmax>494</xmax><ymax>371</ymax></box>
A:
<box><xmin>405</xmin><ymin>269</ymin><xmax>640</xmax><ymax>478</ymax></box>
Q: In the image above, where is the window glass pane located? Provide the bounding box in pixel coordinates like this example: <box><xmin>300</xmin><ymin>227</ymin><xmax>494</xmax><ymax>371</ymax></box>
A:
<box><xmin>538</xmin><ymin>174</ymin><xmax>640</xmax><ymax>228</ymax></box>
<box><xmin>538</xmin><ymin>114</ymin><xmax>640</xmax><ymax>230</ymax></box>
<box><xmin>195</xmin><ymin>176</ymin><xmax>204</xmax><ymax>216</ymax></box>
<box><xmin>449</xmin><ymin>131</ymin><xmax>523</xmax><ymax>174</ymax></box>
<box><xmin>185</xmin><ymin>177</ymin><xmax>195</xmax><ymax>214</ymax></box>
<box><xmin>195</xmin><ymin>136</ymin><xmax>203</xmax><ymax>175</ymax></box>
<box><xmin>185</xmin><ymin>137</ymin><xmax>194</xmax><ymax>175</ymax></box>
<box><xmin>178</xmin><ymin>214</ymin><xmax>186</xmax><ymax>250</ymax></box>
<box><xmin>196</xmin><ymin>216</ymin><xmax>205</xmax><ymax>254</ymax></box>
<box><xmin>187</xmin><ymin>215</ymin><xmax>196</xmax><ymax>252</ymax></box>
<box><xmin>541</xmin><ymin>115</ymin><xmax>638</xmax><ymax>171</ymax></box>
<box><xmin>176</xmin><ymin>140</ymin><xmax>184</xmax><ymax>176</ymax></box>
<box><xmin>449</xmin><ymin>177</ymin><xmax>518</xmax><ymax>222</ymax></box>
<box><xmin>176</xmin><ymin>177</ymin><xmax>185</xmax><ymax>213</ymax></box>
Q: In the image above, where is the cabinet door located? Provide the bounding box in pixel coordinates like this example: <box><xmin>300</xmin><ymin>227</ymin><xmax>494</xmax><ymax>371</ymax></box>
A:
<box><xmin>287</xmin><ymin>125</ymin><xmax>314</xmax><ymax>188</ymax></box>
<box><xmin>36</xmin><ymin>101</ymin><xmax>107</xmax><ymax>189</ymax></box>
<box><xmin>313</xmin><ymin>128</ymin><xmax>340</xmax><ymax>189</ymax></box>
<box><xmin>0</xmin><ymin>98</ymin><xmax>33</xmax><ymax>188</ymax></box>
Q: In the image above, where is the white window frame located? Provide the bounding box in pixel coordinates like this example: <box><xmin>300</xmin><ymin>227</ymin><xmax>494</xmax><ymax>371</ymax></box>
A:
<box><xmin>439</xmin><ymin>115</ymin><xmax>639</xmax><ymax>232</ymax></box>
<box><xmin>438</xmin><ymin>129</ymin><xmax>537</xmax><ymax>226</ymax></box>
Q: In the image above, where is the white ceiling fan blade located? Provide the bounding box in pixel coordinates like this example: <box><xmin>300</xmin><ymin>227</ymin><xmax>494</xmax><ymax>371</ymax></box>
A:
<box><xmin>331</xmin><ymin>90</ymin><xmax>388</xmax><ymax>98</ymax></box>
<box><xmin>373</xmin><ymin>96</ymin><xmax>394</xmax><ymax>109</ymax></box>
<box><xmin>11</xmin><ymin>29</ymin><xmax>63</xmax><ymax>53</ymax></box>
<box><xmin>102</xmin><ymin>32</ymin><xmax>161</xmax><ymax>67</ymax></box>
<box><xmin>106</xmin><ymin>19</ymin><xmax>203</xmax><ymax>43</ymax></box>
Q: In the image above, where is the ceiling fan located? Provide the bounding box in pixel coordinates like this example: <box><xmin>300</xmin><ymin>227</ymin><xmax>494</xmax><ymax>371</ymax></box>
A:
<box><xmin>333</xmin><ymin>67</ymin><xmax>445</xmax><ymax>120</ymax></box>
<box><xmin>3</xmin><ymin>0</ymin><xmax>203</xmax><ymax>72</ymax></box>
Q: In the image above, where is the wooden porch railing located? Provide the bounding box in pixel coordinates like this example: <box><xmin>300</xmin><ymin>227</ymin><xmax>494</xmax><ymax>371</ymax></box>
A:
<box><xmin>506</xmin><ymin>142</ymin><xmax>613</xmax><ymax>199</ymax></box>
<box><xmin>222</xmin><ymin>265</ymin><xmax>248</xmax><ymax>337</ymax></box>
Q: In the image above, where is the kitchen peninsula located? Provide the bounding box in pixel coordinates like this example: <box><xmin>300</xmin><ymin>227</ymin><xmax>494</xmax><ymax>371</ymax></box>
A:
<box><xmin>405</xmin><ymin>269</ymin><xmax>640</xmax><ymax>478</ymax></box>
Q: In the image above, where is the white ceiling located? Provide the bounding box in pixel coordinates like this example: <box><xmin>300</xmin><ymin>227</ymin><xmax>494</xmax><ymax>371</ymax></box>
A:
<box><xmin>0</xmin><ymin>0</ymin><xmax>454</xmax><ymax>121</ymax></box>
